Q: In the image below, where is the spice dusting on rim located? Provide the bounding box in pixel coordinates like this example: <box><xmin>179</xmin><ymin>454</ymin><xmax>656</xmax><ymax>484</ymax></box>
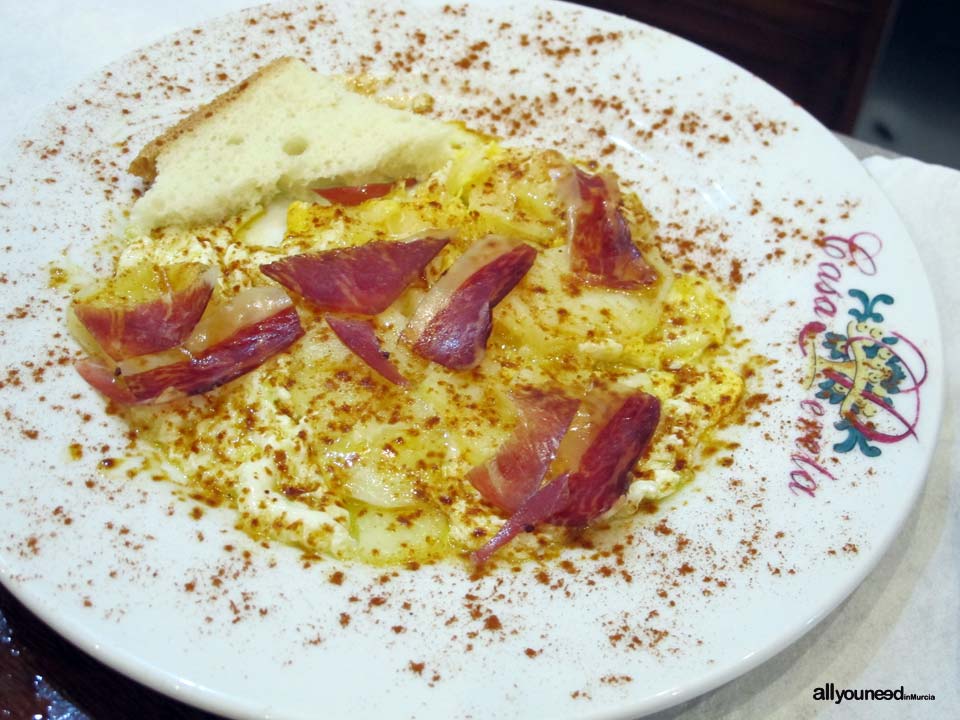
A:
<box><xmin>0</xmin><ymin>1</ymin><xmax>881</xmax><ymax>714</ymax></box>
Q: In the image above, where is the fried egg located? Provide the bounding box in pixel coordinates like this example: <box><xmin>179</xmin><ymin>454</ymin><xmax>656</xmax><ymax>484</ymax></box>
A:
<box><xmin>111</xmin><ymin>140</ymin><xmax>744</xmax><ymax>565</ymax></box>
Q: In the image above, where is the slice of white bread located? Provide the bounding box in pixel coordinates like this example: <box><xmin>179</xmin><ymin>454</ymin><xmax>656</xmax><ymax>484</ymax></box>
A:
<box><xmin>128</xmin><ymin>57</ymin><xmax>471</xmax><ymax>230</ymax></box>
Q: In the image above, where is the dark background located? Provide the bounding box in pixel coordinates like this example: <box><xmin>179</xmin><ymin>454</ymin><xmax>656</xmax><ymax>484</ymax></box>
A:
<box><xmin>576</xmin><ymin>0</ymin><xmax>960</xmax><ymax>169</ymax></box>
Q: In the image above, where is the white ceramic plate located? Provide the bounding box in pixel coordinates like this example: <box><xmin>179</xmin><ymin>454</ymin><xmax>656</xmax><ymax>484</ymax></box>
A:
<box><xmin>0</xmin><ymin>1</ymin><xmax>943</xmax><ymax>718</ymax></box>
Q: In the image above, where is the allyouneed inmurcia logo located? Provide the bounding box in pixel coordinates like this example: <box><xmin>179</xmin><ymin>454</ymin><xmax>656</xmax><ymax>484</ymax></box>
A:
<box><xmin>813</xmin><ymin>683</ymin><xmax>935</xmax><ymax>704</ymax></box>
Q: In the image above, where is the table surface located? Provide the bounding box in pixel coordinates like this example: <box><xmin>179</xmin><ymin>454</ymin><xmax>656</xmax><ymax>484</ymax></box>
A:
<box><xmin>0</xmin><ymin>3</ymin><xmax>956</xmax><ymax>720</ymax></box>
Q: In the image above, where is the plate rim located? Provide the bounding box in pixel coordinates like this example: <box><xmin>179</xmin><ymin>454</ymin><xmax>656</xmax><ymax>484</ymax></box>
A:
<box><xmin>0</xmin><ymin>1</ymin><xmax>946</xmax><ymax>718</ymax></box>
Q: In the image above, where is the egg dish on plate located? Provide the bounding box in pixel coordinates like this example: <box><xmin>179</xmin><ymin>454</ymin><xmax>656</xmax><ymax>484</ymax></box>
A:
<box><xmin>65</xmin><ymin>57</ymin><xmax>744</xmax><ymax>566</ymax></box>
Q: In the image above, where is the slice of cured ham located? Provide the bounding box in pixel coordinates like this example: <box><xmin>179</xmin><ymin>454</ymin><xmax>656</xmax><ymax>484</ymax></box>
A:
<box><xmin>75</xmin><ymin>360</ymin><xmax>139</xmax><ymax>404</ymax></box>
<box><xmin>467</xmin><ymin>388</ymin><xmax>579</xmax><ymax>512</ymax></box>
<box><xmin>72</xmin><ymin>262</ymin><xmax>217</xmax><ymax>361</ymax></box>
<box><xmin>472</xmin><ymin>389</ymin><xmax>661</xmax><ymax>563</ymax></box>
<box><xmin>547</xmin><ymin>390</ymin><xmax>661</xmax><ymax>526</ymax></box>
<box><xmin>260</xmin><ymin>234</ymin><xmax>449</xmax><ymax>315</ymax></box>
<box><xmin>559</xmin><ymin>166</ymin><xmax>658</xmax><ymax>289</ymax></box>
<box><xmin>313</xmin><ymin>179</ymin><xmax>415</xmax><ymax>206</ymax></box>
<box><xmin>471</xmin><ymin>474</ymin><xmax>570</xmax><ymax>566</ymax></box>
<box><xmin>76</xmin><ymin>287</ymin><xmax>303</xmax><ymax>404</ymax></box>
<box><xmin>325</xmin><ymin>315</ymin><xmax>408</xmax><ymax>386</ymax></box>
<box><xmin>404</xmin><ymin>235</ymin><xmax>536</xmax><ymax>370</ymax></box>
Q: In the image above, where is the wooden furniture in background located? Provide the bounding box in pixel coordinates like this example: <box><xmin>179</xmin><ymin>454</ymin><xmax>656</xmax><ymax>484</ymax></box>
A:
<box><xmin>575</xmin><ymin>0</ymin><xmax>895</xmax><ymax>132</ymax></box>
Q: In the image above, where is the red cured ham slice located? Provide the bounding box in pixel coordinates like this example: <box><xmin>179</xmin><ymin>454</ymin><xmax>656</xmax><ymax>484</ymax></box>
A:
<box><xmin>325</xmin><ymin>315</ymin><xmax>408</xmax><ymax>386</ymax></box>
<box><xmin>560</xmin><ymin>167</ymin><xmax>657</xmax><ymax>289</ymax></box>
<box><xmin>72</xmin><ymin>262</ymin><xmax>217</xmax><ymax>361</ymax></box>
<box><xmin>313</xmin><ymin>179</ymin><xmax>416</xmax><ymax>206</ymax></box>
<box><xmin>467</xmin><ymin>388</ymin><xmax>579</xmax><ymax>512</ymax></box>
<box><xmin>471</xmin><ymin>474</ymin><xmax>570</xmax><ymax>566</ymax></box>
<box><xmin>471</xmin><ymin>389</ymin><xmax>661</xmax><ymax>563</ymax></box>
<box><xmin>547</xmin><ymin>391</ymin><xmax>661</xmax><ymax>526</ymax></box>
<box><xmin>404</xmin><ymin>236</ymin><xmax>537</xmax><ymax>370</ymax></box>
<box><xmin>75</xmin><ymin>360</ymin><xmax>139</xmax><ymax>404</ymax></box>
<box><xmin>260</xmin><ymin>234</ymin><xmax>449</xmax><ymax>315</ymax></box>
<box><xmin>76</xmin><ymin>288</ymin><xmax>303</xmax><ymax>404</ymax></box>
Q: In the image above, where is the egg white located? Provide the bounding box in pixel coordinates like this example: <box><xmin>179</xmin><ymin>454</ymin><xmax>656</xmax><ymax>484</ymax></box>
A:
<box><xmin>114</xmin><ymin>142</ymin><xmax>744</xmax><ymax>564</ymax></box>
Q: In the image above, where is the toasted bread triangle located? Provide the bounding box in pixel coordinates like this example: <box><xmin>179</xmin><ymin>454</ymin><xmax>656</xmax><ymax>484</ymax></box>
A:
<box><xmin>127</xmin><ymin>57</ymin><xmax>474</xmax><ymax>230</ymax></box>
<box><xmin>129</xmin><ymin>57</ymin><xmax>301</xmax><ymax>185</ymax></box>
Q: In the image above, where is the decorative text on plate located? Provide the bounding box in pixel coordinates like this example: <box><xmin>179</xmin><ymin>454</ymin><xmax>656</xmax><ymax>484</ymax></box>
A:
<box><xmin>789</xmin><ymin>232</ymin><xmax>928</xmax><ymax>498</ymax></box>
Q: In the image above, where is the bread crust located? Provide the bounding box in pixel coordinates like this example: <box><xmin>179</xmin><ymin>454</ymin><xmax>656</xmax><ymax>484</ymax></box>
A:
<box><xmin>128</xmin><ymin>56</ymin><xmax>302</xmax><ymax>185</ymax></box>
